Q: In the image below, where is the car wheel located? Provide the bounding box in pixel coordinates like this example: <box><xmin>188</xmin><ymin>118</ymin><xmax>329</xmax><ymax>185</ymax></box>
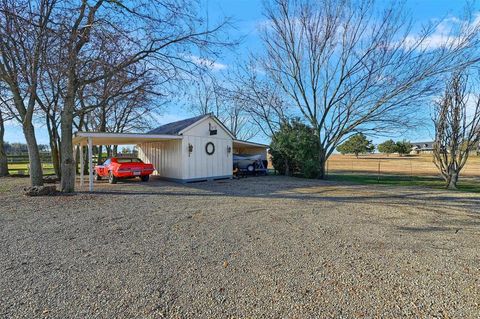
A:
<box><xmin>108</xmin><ymin>171</ymin><xmax>117</xmax><ymax>184</ymax></box>
<box><xmin>246</xmin><ymin>164</ymin><xmax>255</xmax><ymax>173</ymax></box>
<box><xmin>140</xmin><ymin>175</ymin><xmax>150</xmax><ymax>182</ymax></box>
<box><xmin>94</xmin><ymin>170</ymin><xmax>102</xmax><ymax>181</ymax></box>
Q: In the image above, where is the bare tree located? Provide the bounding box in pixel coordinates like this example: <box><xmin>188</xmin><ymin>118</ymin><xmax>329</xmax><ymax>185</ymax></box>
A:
<box><xmin>257</xmin><ymin>0</ymin><xmax>480</xmax><ymax>178</ymax></box>
<box><xmin>433</xmin><ymin>72</ymin><xmax>480</xmax><ymax>189</ymax></box>
<box><xmin>78</xmin><ymin>60</ymin><xmax>162</xmax><ymax>162</ymax></box>
<box><xmin>227</xmin><ymin>61</ymin><xmax>288</xmax><ymax>138</ymax></box>
<box><xmin>0</xmin><ymin>0</ymin><xmax>53</xmax><ymax>186</ymax></box>
<box><xmin>36</xmin><ymin>56</ymin><xmax>63</xmax><ymax>178</ymax></box>
<box><xmin>190</xmin><ymin>72</ymin><xmax>223</xmax><ymax>117</ymax></box>
<box><xmin>0</xmin><ymin>100</ymin><xmax>10</xmax><ymax>176</ymax></box>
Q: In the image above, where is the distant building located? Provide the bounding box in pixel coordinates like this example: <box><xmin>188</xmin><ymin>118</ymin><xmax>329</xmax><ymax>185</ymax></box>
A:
<box><xmin>411</xmin><ymin>141</ymin><xmax>434</xmax><ymax>154</ymax></box>
<box><xmin>411</xmin><ymin>141</ymin><xmax>480</xmax><ymax>155</ymax></box>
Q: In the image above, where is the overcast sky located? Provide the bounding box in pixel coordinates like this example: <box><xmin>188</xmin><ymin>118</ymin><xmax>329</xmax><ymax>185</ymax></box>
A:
<box><xmin>4</xmin><ymin>0</ymin><xmax>478</xmax><ymax>145</ymax></box>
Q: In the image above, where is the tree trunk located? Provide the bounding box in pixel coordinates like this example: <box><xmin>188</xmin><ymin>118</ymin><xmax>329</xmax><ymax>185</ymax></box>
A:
<box><xmin>60</xmin><ymin>89</ymin><xmax>76</xmax><ymax>192</ymax></box>
<box><xmin>317</xmin><ymin>148</ymin><xmax>327</xmax><ymax>179</ymax></box>
<box><xmin>447</xmin><ymin>171</ymin><xmax>459</xmax><ymax>190</ymax></box>
<box><xmin>0</xmin><ymin>112</ymin><xmax>9</xmax><ymax>177</ymax></box>
<box><xmin>284</xmin><ymin>158</ymin><xmax>290</xmax><ymax>176</ymax></box>
<box><xmin>97</xmin><ymin>145</ymin><xmax>103</xmax><ymax>164</ymax></box>
<box><xmin>23</xmin><ymin>122</ymin><xmax>44</xmax><ymax>185</ymax></box>
<box><xmin>46</xmin><ymin>115</ymin><xmax>61</xmax><ymax>178</ymax></box>
<box><xmin>51</xmin><ymin>142</ymin><xmax>61</xmax><ymax>178</ymax></box>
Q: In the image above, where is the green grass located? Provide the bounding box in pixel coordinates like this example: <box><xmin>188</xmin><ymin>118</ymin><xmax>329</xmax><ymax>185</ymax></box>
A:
<box><xmin>7</xmin><ymin>163</ymin><xmax>55</xmax><ymax>176</ymax></box>
<box><xmin>328</xmin><ymin>173</ymin><xmax>480</xmax><ymax>193</ymax></box>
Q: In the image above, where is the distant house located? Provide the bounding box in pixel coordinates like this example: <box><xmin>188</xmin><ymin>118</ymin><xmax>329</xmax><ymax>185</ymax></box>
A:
<box><xmin>411</xmin><ymin>141</ymin><xmax>480</xmax><ymax>155</ymax></box>
<box><xmin>411</xmin><ymin>141</ymin><xmax>434</xmax><ymax>154</ymax></box>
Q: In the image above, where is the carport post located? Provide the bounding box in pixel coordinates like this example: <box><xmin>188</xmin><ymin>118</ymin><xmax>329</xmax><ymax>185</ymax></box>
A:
<box><xmin>79</xmin><ymin>144</ymin><xmax>84</xmax><ymax>188</ymax></box>
<box><xmin>88</xmin><ymin>137</ymin><xmax>94</xmax><ymax>192</ymax></box>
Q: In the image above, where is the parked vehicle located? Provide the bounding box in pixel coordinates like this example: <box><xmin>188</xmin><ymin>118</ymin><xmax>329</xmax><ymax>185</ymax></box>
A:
<box><xmin>94</xmin><ymin>157</ymin><xmax>154</xmax><ymax>184</ymax></box>
<box><xmin>233</xmin><ymin>154</ymin><xmax>267</xmax><ymax>176</ymax></box>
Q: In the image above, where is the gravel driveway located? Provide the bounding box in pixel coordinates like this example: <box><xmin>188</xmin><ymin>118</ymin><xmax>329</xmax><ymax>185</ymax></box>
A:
<box><xmin>0</xmin><ymin>176</ymin><xmax>479</xmax><ymax>318</ymax></box>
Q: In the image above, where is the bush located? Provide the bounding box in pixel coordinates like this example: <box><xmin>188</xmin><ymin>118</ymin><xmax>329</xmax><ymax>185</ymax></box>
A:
<box><xmin>270</xmin><ymin>119</ymin><xmax>320</xmax><ymax>178</ymax></box>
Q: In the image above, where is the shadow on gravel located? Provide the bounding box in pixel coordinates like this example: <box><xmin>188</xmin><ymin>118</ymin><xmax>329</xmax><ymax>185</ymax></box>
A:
<box><xmin>396</xmin><ymin>226</ymin><xmax>458</xmax><ymax>233</ymax></box>
<box><xmin>85</xmin><ymin>176</ymin><xmax>480</xmax><ymax>214</ymax></box>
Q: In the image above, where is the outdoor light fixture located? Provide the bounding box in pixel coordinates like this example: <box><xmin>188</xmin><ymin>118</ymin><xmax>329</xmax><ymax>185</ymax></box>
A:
<box><xmin>227</xmin><ymin>146</ymin><xmax>232</xmax><ymax>154</ymax></box>
<box><xmin>209</xmin><ymin>123</ymin><xmax>217</xmax><ymax>135</ymax></box>
<box><xmin>188</xmin><ymin>143</ymin><xmax>193</xmax><ymax>156</ymax></box>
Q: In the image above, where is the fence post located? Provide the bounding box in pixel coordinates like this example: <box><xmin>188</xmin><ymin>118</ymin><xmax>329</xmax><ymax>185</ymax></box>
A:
<box><xmin>410</xmin><ymin>158</ymin><xmax>413</xmax><ymax>181</ymax></box>
<box><xmin>377</xmin><ymin>161</ymin><xmax>381</xmax><ymax>183</ymax></box>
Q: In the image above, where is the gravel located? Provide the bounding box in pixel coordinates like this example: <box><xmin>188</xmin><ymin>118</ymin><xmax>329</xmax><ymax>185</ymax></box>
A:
<box><xmin>0</xmin><ymin>175</ymin><xmax>479</xmax><ymax>318</ymax></box>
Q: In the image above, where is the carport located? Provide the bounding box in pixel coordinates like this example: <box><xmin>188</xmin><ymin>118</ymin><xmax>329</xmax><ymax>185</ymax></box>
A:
<box><xmin>233</xmin><ymin>140</ymin><xmax>269</xmax><ymax>159</ymax></box>
<box><xmin>72</xmin><ymin>132</ymin><xmax>182</xmax><ymax>191</ymax></box>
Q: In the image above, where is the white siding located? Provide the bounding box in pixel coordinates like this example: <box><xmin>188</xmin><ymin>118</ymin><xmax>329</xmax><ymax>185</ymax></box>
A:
<box><xmin>181</xmin><ymin>136</ymin><xmax>233</xmax><ymax>180</ymax></box>
<box><xmin>181</xmin><ymin>116</ymin><xmax>233</xmax><ymax>180</ymax></box>
<box><xmin>181</xmin><ymin>117</ymin><xmax>232</xmax><ymax>140</ymax></box>
<box><xmin>137</xmin><ymin>140</ymin><xmax>183</xmax><ymax>179</ymax></box>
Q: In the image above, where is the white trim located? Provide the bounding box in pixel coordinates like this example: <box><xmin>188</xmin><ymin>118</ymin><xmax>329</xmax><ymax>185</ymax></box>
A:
<box><xmin>88</xmin><ymin>137</ymin><xmax>93</xmax><ymax>192</ymax></box>
<box><xmin>73</xmin><ymin>132</ymin><xmax>182</xmax><ymax>145</ymax></box>
<box><xmin>233</xmin><ymin>139</ymin><xmax>269</xmax><ymax>148</ymax></box>
<box><xmin>80</xmin><ymin>145</ymin><xmax>84</xmax><ymax>187</ymax></box>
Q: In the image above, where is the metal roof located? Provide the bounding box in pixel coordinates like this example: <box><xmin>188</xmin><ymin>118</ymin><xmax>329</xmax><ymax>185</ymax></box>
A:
<box><xmin>148</xmin><ymin>114</ymin><xmax>209</xmax><ymax>135</ymax></box>
<box><xmin>72</xmin><ymin>132</ymin><xmax>181</xmax><ymax>146</ymax></box>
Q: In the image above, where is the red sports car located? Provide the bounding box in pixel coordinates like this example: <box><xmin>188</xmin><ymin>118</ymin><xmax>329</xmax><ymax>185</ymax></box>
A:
<box><xmin>94</xmin><ymin>157</ymin><xmax>155</xmax><ymax>184</ymax></box>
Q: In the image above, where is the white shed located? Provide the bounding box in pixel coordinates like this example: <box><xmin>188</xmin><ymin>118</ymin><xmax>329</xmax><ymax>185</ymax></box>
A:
<box><xmin>138</xmin><ymin>114</ymin><xmax>238</xmax><ymax>182</ymax></box>
<box><xmin>73</xmin><ymin>114</ymin><xmax>268</xmax><ymax>190</ymax></box>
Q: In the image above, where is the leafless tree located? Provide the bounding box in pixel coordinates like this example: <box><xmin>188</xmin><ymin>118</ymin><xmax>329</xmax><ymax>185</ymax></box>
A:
<box><xmin>0</xmin><ymin>0</ymin><xmax>53</xmax><ymax>186</ymax></box>
<box><xmin>0</xmin><ymin>92</ymin><xmax>11</xmax><ymax>176</ymax></box>
<box><xmin>36</xmin><ymin>55</ymin><xmax>63</xmax><ymax>178</ymax></box>
<box><xmin>190</xmin><ymin>72</ymin><xmax>223</xmax><ymax>117</ymax></box>
<box><xmin>77</xmin><ymin>60</ymin><xmax>162</xmax><ymax>162</ymax></box>
<box><xmin>257</xmin><ymin>0</ymin><xmax>480</xmax><ymax>178</ymax></box>
<box><xmin>188</xmin><ymin>69</ymin><xmax>260</xmax><ymax>140</ymax></box>
<box><xmin>433</xmin><ymin>72</ymin><xmax>480</xmax><ymax>189</ymax></box>
<box><xmin>226</xmin><ymin>61</ymin><xmax>289</xmax><ymax>138</ymax></box>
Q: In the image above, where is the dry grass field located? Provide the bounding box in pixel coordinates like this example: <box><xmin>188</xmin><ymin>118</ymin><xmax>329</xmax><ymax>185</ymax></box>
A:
<box><xmin>327</xmin><ymin>153</ymin><xmax>480</xmax><ymax>177</ymax></box>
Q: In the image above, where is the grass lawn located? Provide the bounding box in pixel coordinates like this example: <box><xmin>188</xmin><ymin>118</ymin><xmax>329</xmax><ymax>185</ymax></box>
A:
<box><xmin>328</xmin><ymin>173</ymin><xmax>480</xmax><ymax>193</ymax></box>
<box><xmin>7</xmin><ymin>163</ymin><xmax>55</xmax><ymax>175</ymax></box>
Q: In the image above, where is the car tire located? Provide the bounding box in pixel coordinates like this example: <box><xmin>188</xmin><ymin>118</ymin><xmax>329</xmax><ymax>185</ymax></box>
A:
<box><xmin>140</xmin><ymin>175</ymin><xmax>149</xmax><ymax>182</ymax></box>
<box><xmin>94</xmin><ymin>171</ymin><xmax>102</xmax><ymax>181</ymax></box>
<box><xmin>108</xmin><ymin>171</ymin><xmax>117</xmax><ymax>184</ymax></box>
<box><xmin>247</xmin><ymin>164</ymin><xmax>255</xmax><ymax>173</ymax></box>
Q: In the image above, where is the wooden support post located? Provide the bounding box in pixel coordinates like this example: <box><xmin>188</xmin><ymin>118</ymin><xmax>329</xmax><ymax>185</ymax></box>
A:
<box><xmin>73</xmin><ymin>145</ymin><xmax>77</xmax><ymax>186</ymax></box>
<box><xmin>80</xmin><ymin>144</ymin><xmax>84</xmax><ymax>188</ymax></box>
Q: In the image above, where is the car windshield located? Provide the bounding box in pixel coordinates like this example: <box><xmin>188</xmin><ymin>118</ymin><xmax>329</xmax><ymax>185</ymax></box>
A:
<box><xmin>116</xmin><ymin>158</ymin><xmax>143</xmax><ymax>163</ymax></box>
